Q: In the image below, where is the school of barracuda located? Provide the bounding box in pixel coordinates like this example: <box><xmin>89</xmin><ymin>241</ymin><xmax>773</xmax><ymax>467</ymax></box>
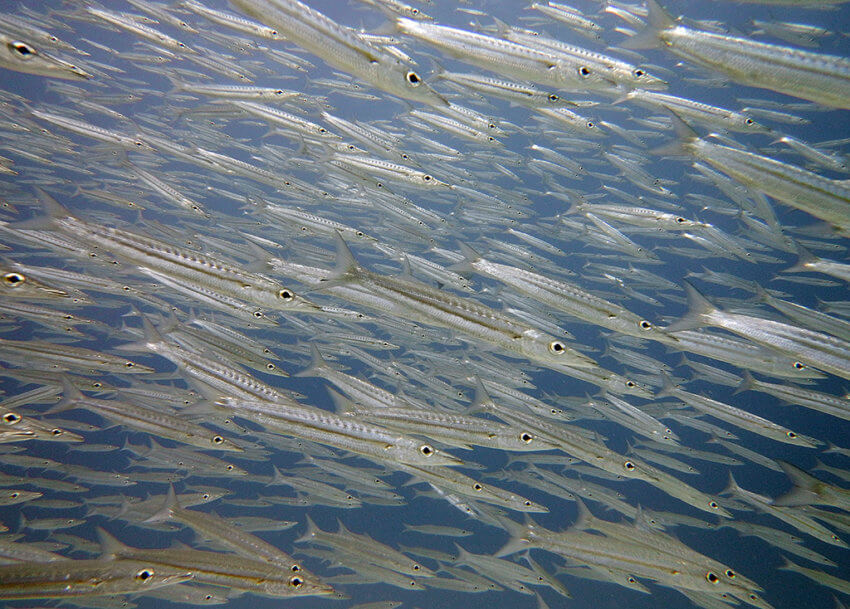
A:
<box><xmin>0</xmin><ymin>0</ymin><xmax>849</xmax><ymax>607</ymax></box>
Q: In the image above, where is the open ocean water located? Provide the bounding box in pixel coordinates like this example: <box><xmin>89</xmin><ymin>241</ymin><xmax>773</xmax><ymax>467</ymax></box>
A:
<box><xmin>1</xmin><ymin>1</ymin><xmax>849</xmax><ymax>608</ymax></box>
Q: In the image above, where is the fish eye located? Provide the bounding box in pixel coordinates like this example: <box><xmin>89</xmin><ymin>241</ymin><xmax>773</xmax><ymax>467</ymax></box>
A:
<box><xmin>548</xmin><ymin>340</ymin><xmax>566</xmax><ymax>355</ymax></box>
<box><xmin>422</xmin><ymin>174</ymin><xmax>432</xmax><ymax>182</ymax></box>
<box><xmin>578</xmin><ymin>66</ymin><xmax>591</xmax><ymax>77</ymax></box>
<box><xmin>625</xmin><ymin>380</ymin><xmax>636</xmax><ymax>388</ymax></box>
<box><xmin>225</xmin><ymin>464</ymin><xmax>234</xmax><ymax>471</ymax></box>
<box><xmin>318</xmin><ymin>127</ymin><xmax>327</xmax><ymax>133</ymax></box>
<box><xmin>274</xmin><ymin>89</ymin><xmax>283</xmax><ymax>94</ymax></box>
<box><xmin>135</xmin><ymin>568</ymin><xmax>154</xmax><ymax>581</ymax></box>
<box><xmin>633</xmin><ymin>69</ymin><xmax>645</xmax><ymax>77</ymax></box>
<box><xmin>586</xmin><ymin>121</ymin><xmax>595</xmax><ymax>128</ymax></box>
<box><xmin>623</xmin><ymin>460</ymin><xmax>636</xmax><ymax>471</ymax></box>
<box><xmin>212</xmin><ymin>435</ymin><xmax>224</xmax><ymax>444</ymax></box>
<box><xmin>406</xmin><ymin>71</ymin><xmax>422</xmax><ymax>86</ymax></box>
<box><xmin>628</xmin><ymin>576</ymin><xmax>636</xmax><ymax>583</ymax></box>
<box><xmin>278</xmin><ymin>289</ymin><xmax>294</xmax><ymax>301</ymax></box>
<box><xmin>709</xmin><ymin>501</ymin><xmax>719</xmax><ymax>509</ymax></box>
<box><xmin>706</xmin><ymin>572</ymin><xmax>720</xmax><ymax>584</ymax></box>
<box><xmin>266</xmin><ymin>363</ymin><xmax>275</xmax><ymax>370</ymax></box>
<box><xmin>125</xmin><ymin>362</ymin><xmax>135</xmax><ymax>368</ymax></box>
<box><xmin>419</xmin><ymin>444</ymin><xmax>434</xmax><ymax>456</ymax></box>
<box><xmin>52</xmin><ymin>428</ymin><xmax>63</xmax><ymax>435</ymax></box>
<box><xmin>288</xmin><ymin>576</ymin><xmax>303</xmax><ymax>588</ymax></box>
<box><xmin>253</xmin><ymin>310</ymin><xmax>263</xmax><ymax>318</ymax></box>
<box><xmin>472</xmin><ymin>482</ymin><xmax>483</xmax><ymax>491</ymax></box>
<box><xmin>793</xmin><ymin>361</ymin><xmax>805</xmax><ymax>370</ymax></box>
<box><xmin>93</xmin><ymin>382</ymin><xmax>102</xmax><ymax>388</ymax></box>
<box><xmin>3</xmin><ymin>412</ymin><xmax>21</xmax><ymax>424</ymax></box>
<box><xmin>355</xmin><ymin>231</ymin><xmax>364</xmax><ymax>237</ymax></box>
<box><xmin>291</xmin><ymin>564</ymin><xmax>301</xmax><ymax>572</ymax></box>
<box><xmin>725</xmin><ymin>569</ymin><xmax>736</xmax><ymax>579</ymax></box>
<box><xmin>745</xmin><ymin>118</ymin><xmax>754</xmax><ymax>125</ymax></box>
<box><xmin>9</xmin><ymin>41</ymin><xmax>36</xmax><ymax>58</ymax></box>
<box><xmin>10</xmin><ymin>492</ymin><xmax>18</xmax><ymax>498</ymax></box>
<box><xmin>520</xmin><ymin>432</ymin><xmax>533</xmax><ymax>444</ymax></box>
<box><xmin>786</xmin><ymin>431</ymin><xmax>797</xmax><ymax>438</ymax></box>
<box><xmin>676</xmin><ymin>217</ymin><xmax>687</xmax><ymax>223</ymax></box>
<box><xmin>411</xmin><ymin>7</ymin><xmax>419</xmax><ymax>14</ymax></box>
<box><xmin>639</xmin><ymin>320</ymin><xmax>652</xmax><ymax>330</ymax></box>
<box><xmin>3</xmin><ymin>272</ymin><xmax>25</xmax><ymax>286</ymax></box>
<box><xmin>548</xmin><ymin>94</ymin><xmax>559</xmax><ymax>102</ymax></box>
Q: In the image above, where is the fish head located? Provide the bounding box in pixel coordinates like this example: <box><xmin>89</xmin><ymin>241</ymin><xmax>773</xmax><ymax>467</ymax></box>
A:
<box><xmin>386</xmin><ymin>60</ymin><xmax>450</xmax><ymax>107</ymax></box>
<box><xmin>399</xmin><ymin>441</ymin><xmax>465</xmax><ymax>467</ymax></box>
<box><xmin>1</xmin><ymin>267</ymin><xmax>69</xmax><ymax>299</ymax></box>
<box><xmin>520</xmin><ymin>328</ymin><xmax>598</xmax><ymax>370</ymax></box>
<box><xmin>287</xmin><ymin>573</ymin><xmax>338</xmax><ymax>597</ymax></box>
<box><xmin>629</xmin><ymin>66</ymin><xmax>668</xmax><ymax>90</ymax></box>
<box><xmin>0</xmin><ymin>36</ymin><xmax>92</xmax><ymax>80</ymax></box>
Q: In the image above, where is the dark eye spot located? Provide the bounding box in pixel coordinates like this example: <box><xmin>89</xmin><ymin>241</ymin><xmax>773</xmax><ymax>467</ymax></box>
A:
<box><xmin>135</xmin><ymin>569</ymin><xmax>154</xmax><ymax>581</ymax></box>
<box><xmin>624</xmin><ymin>461</ymin><xmax>636</xmax><ymax>470</ymax></box>
<box><xmin>3</xmin><ymin>272</ymin><xmax>25</xmax><ymax>286</ymax></box>
<box><xmin>639</xmin><ymin>320</ymin><xmax>652</xmax><ymax>330</ymax></box>
<box><xmin>10</xmin><ymin>41</ymin><xmax>35</xmax><ymax>57</ymax></box>
<box><xmin>406</xmin><ymin>71</ymin><xmax>421</xmax><ymax>85</ymax></box>
<box><xmin>706</xmin><ymin>572</ymin><xmax>719</xmax><ymax>584</ymax></box>
<box><xmin>634</xmin><ymin>69</ymin><xmax>644</xmax><ymax>77</ymax></box>
<box><xmin>278</xmin><ymin>289</ymin><xmax>293</xmax><ymax>301</ymax></box>
<box><xmin>289</xmin><ymin>576</ymin><xmax>303</xmax><ymax>588</ymax></box>
<box><xmin>578</xmin><ymin>66</ymin><xmax>591</xmax><ymax>76</ymax></box>
<box><xmin>548</xmin><ymin>94</ymin><xmax>559</xmax><ymax>102</ymax></box>
<box><xmin>419</xmin><ymin>444</ymin><xmax>434</xmax><ymax>456</ymax></box>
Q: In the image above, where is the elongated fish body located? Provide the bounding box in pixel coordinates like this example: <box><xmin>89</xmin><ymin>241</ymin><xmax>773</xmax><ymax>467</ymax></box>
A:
<box><xmin>21</xmin><ymin>189</ymin><xmax>318</xmax><ymax>314</ymax></box>
<box><xmin>230</xmin><ymin>0</ymin><xmax>446</xmax><ymax>106</ymax></box>
<box><xmin>217</xmin><ymin>396</ymin><xmax>463</xmax><ymax>468</ymax></box>
<box><xmin>618</xmin><ymin>89</ymin><xmax>771</xmax><ymax>134</ymax></box>
<box><xmin>0</xmin><ymin>33</ymin><xmax>91</xmax><ymax>80</ymax></box>
<box><xmin>452</xmin><ymin>243</ymin><xmax>666</xmax><ymax>341</ymax></box>
<box><xmin>320</xmin><ymin>233</ymin><xmax>597</xmax><ymax>372</ymax></box>
<box><xmin>678</xmin><ymin>131</ymin><xmax>850</xmax><ymax>235</ymax></box>
<box><xmin>0</xmin><ymin>558</ymin><xmax>192</xmax><ymax>600</ymax></box>
<box><xmin>396</xmin><ymin>18</ymin><xmax>617</xmax><ymax>91</ymax></box>
<box><xmin>668</xmin><ymin>283</ymin><xmax>850</xmax><ymax>380</ymax></box>
<box><xmin>624</xmin><ymin>0</ymin><xmax>850</xmax><ymax>109</ymax></box>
